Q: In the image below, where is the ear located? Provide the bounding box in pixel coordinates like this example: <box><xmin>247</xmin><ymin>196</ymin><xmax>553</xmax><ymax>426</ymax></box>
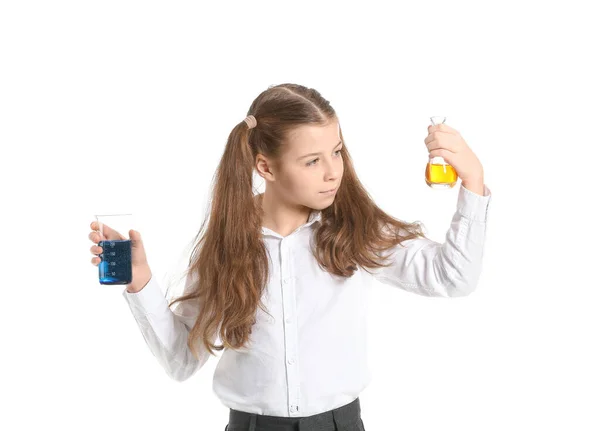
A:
<box><xmin>255</xmin><ymin>154</ymin><xmax>275</xmax><ymax>181</ymax></box>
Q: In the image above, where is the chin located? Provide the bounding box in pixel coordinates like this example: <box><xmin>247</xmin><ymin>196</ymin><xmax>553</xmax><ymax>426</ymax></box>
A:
<box><xmin>315</xmin><ymin>197</ymin><xmax>337</xmax><ymax>208</ymax></box>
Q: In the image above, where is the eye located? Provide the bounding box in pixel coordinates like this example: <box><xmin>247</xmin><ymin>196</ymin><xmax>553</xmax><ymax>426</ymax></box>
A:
<box><xmin>306</xmin><ymin>149</ymin><xmax>342</xmax><ymax>167</ymax></box>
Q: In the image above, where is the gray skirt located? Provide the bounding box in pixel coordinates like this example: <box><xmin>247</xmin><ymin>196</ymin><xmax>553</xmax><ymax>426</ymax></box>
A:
<box><xmin>224</xmin><ymin>397</ymin><xmax>365</xmax><ymax>431</ymax></box>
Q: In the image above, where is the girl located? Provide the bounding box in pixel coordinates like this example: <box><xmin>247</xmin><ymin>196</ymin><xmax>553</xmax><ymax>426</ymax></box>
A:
<box><xmin>89</xmin><ymin>83</ymin><xmax>491</xmax><ymax>431</ymax></box>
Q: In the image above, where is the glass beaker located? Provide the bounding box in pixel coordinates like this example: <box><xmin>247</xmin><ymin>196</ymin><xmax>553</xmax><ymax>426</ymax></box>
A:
<box><xmin>94</xmin><ymin>213</ymin><xmax>135</xmax><ymax>285</ymax></box>
<box><xmin>425</xmin><ymin>116</ymin><xmax>458</xmax><ymax>189</ymax></box>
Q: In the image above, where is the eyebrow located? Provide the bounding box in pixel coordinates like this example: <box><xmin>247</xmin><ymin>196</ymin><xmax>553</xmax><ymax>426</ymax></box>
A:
<box><xmin>297</xmin><ymin>141</ymin><xmax>343</xmax><ymax>161</ymax></box>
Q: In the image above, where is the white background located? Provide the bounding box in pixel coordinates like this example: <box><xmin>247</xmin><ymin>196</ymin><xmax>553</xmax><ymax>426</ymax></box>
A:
<box><xmin>2</xmin><ymin>1</ymin><xmax>599</xmax><ymax>430</ymax></box>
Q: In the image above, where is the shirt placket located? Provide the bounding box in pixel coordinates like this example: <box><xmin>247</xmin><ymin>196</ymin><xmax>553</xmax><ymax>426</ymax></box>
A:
<box><xmin>280</xmin><ymin>236</ymin><xmax>300</xmax><ymax>416</ymax></box>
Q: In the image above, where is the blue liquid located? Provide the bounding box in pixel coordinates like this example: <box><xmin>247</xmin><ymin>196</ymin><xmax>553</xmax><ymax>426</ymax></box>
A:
<box><xmin>98</xmin><ymin>239</ymin><xmax>132</xmax><ymax>285</ymax></box>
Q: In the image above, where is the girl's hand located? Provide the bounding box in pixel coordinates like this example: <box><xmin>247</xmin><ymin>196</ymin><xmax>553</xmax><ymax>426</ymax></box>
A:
<box><xmin>89</xmin><ymin>221</ymin><xmax>152</xmax><ymax>292</ymax></box>
<box><xmin>424</xmin><ymin>123</ymin><xmax>484</xmax><ymax>184</ymax></box>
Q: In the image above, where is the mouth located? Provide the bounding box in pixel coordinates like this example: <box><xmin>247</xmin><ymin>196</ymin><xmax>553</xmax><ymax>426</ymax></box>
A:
<box><xmin>320</xmin><ymin>187</ymin><xmax>338</xmax><ymax>194</ymax></box>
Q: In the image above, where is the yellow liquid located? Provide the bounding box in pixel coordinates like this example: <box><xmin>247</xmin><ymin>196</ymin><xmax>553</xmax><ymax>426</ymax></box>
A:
<box><xmin>425</xmin><ymin>162</ymin><xmax>457</xmax><ymax>188</ymax></box>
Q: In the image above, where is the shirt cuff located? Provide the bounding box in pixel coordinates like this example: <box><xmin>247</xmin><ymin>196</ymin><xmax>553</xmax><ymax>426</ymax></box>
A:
<box><xmin>122</xmin><ymin>274</ymin><xmax>169</xmax><ymax>316</ymax></box>
<box><xmin>457</xmin><ymin>183</ymin><xmax>491</xmax><ymax>222</ymax></box>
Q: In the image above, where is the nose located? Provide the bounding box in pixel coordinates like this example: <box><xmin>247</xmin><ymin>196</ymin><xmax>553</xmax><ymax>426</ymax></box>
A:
<box><xmin>322</xmin><ymin>158</ymin><xmax>341</xmax><ymax>178</ymax></box>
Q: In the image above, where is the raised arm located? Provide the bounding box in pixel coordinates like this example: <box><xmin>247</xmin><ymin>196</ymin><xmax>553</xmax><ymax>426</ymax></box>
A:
<box><xmin>369</xmin><ymin>183</ymin><xmax>492</xmax><ymax>297</ymax></box>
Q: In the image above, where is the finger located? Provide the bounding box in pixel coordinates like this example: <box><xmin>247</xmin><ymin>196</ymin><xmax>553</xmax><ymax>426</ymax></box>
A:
<box><xmin>90</xmin><ymin>221</ymin><xmax>108</xmax><ymax>233</ymax></box>
<box><xmin>90</xmin><ymin>245</ymin><xmax>103</xmax><ymax>255</ymax></box>
<box><xmin>429</xmin><ymin>149</ymin><xmax>455</xmax><ymax>163</ymax></box>
<box><xmin>424</xmin><ymin>133</ymin><xmax>451</xmax><ymax>149</ymax></box>
<box><xmin>427</xmin><ymin>129</ymin><xmax>457</xmax><ymax>139</ymax></box>
<box><xmin>93</xmin><ymin>222</ymin><xmax>127</xmax><ymax>241</ymax></box>
<box><xmin>91</xmin><ymin>256</ymin><xmax>101</xmax><ymax>265</ymax></box>
<box><xmin>430</xmin><ymin>123</ymin><xmax>460</xmax><ymax>135</ymax></box>
<box><xmin>433</xmin><ymin>145</ymin><xmax>457</xmax><ymax>154</ymax></box>
<box><xmin>425</xmin><ymin>134</ymin><xmax>462</xmax><ymax>153</ymax></box>
<box><xmin>89</xmin><ymin>231</ymin><xmax>106</xmax><ymax>243</ymax></box>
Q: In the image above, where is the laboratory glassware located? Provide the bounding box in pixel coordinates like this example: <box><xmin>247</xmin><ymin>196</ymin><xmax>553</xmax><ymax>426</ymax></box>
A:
<box><xmin>94</xmin><ymin>213</ymin><xmax>135</xmax><ymax>285</ymax></box>
<box><xmin>425</xmin><ymin>116</ymin><xmax>458</xmax><ymax>189</ymax></box>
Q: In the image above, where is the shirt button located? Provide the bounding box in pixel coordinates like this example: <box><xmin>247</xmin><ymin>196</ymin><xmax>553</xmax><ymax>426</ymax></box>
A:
<box><xmin>287</xmin><ymin>358</ymin><xmax>295</xmax><ymax>364</ymax></box>
<box><xmin>283</xmin><ymin>278</ymin><xmax>288</xmax><ymax>284</ymax></box>
<box><xmin>289</xmin><ymin>405</ymin><xmax>297</xmax><ymax>413</ymax></box>
<box><xmin>285</xmin><ymin>318</ymin><xmax>291</xmax><ymax>324</ymax></box>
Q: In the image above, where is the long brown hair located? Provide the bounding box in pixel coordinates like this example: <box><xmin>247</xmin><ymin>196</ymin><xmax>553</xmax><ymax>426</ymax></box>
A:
<box><xmin>167</xmin><ymin>83</ymin><xmax>428</xmax><ymax>359</ymax></box>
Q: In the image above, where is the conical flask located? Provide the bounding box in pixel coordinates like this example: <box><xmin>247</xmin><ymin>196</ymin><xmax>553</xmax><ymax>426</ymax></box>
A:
<box><xmin>425</xmin><ymin>116</ymin><xmax>458</xmax><ymax>189</ymax></box>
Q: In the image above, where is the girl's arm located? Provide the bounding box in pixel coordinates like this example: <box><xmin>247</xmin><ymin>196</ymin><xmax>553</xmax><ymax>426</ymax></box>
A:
<box><xmin>122</xmin><ymin>269</ymin><xmax>216</xmax><ymax>381</ymax></box>
<box><xmin>370</xmin><ymin>183</ymin><xmax>492</xmax><ymax>297</ymax></box>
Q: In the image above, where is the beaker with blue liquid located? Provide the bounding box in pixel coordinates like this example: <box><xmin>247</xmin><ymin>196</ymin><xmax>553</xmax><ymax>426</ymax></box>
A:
<box><xmin>94</xmin><ymin>213</ymin><xmax>135</xmax><ymax>285</ymax></box>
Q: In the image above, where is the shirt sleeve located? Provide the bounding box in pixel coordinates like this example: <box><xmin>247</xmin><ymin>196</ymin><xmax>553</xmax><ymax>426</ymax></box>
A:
<box><xmin>122</xmin><ymin>268</ymin><xmax>217</xmax><ymax>381</ymax></box>
<box><xmin>369</xmin><ymin>183</ymin><xmax>492</xmax><ymax>298</ymax></box>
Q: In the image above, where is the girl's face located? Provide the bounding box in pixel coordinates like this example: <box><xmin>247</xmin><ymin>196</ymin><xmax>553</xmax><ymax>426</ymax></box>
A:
<box><xmin>272</xmin><ymin>120</ymin><xmax>344</xmax><ymax>209</ymax></box>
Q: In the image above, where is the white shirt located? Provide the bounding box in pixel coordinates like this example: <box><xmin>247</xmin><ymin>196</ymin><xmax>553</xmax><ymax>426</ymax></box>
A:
<box><xmin>123</xmin><ymin>183</ymin><xmax>492</xmax><ymax>417</ymax></box>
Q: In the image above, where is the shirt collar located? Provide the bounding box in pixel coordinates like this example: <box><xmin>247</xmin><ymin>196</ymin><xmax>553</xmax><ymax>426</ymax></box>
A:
<box><xmin>261</xmin><ymin>208</ymin><xmax>322</xmax><ymax>238</ymax></box>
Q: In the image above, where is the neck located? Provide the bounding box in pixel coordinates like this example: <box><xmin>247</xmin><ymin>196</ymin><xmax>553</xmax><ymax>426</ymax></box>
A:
<box><xmin>257</xmin><ymin>192</ymin><xmax>311</xmax><ymax>237</ymax></box>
